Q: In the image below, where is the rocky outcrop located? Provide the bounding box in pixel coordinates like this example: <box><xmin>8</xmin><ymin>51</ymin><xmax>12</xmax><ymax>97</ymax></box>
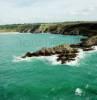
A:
<box><xmin>22</xmin><ymin>44</ymin><xmax>78</xmax><ymax>64</ymax></box>
<box><xmin>80</xmin><ymin>35</ymin><xmax>97</xmax><ymax>47</ymax></box>
<box><xmin>71</xmin><ymin>35</ymin><xmax>97</xmax><ymax>51</ymax></box>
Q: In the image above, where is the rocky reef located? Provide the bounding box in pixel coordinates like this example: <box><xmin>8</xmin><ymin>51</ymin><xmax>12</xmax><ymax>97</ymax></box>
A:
<box><xmin>22</xmin><ymin>44</ymin><xmax>78</xmax><ymax>64</ymax></box>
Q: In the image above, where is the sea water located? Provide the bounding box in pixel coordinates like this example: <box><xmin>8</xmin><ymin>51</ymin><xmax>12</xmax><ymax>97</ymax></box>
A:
<box><xmin>0</xmin><ymin>32</ymin><xmax>97</xmax><ymax>100</ymax></box>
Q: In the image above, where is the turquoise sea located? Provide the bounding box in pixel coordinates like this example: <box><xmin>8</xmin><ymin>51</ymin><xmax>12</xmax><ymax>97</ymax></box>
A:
<box><xmin>0</xmin><ymin>32</ymin><xmax>97</xmax><ymax>100</ymax></box>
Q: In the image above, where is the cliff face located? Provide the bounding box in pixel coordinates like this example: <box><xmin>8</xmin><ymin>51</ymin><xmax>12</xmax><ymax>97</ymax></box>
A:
<box><xmin>19</xmin><ymin>22</ymin><xmax>97</xmax><ymax>36</ymax></box>
<box><xmin>1</xmin><ymin>22</ymin><xmax>97</xmax><ymax>36</ymax></box>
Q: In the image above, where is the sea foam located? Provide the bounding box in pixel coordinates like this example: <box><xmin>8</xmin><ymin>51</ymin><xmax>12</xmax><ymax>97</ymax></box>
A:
<box><xmin>13</xmin><ymin>50</ymin><xmax>85</xmax><ymax>66</ymax></box>
<box><xmin>92</xmin><ymin>46</ymin><xmax>97</xmax><ymax>52</ymax></box>
<box><xmin>13</xmin><ymin>46</ymin><xmax>97</xmax><ymax>66</ymax></box>
<box><xmin>65</xmin><ymin>46</ymin><xmax>97</xmax><ymax>66</ymax></box>
<box><xmin>13</xmin><ymin>56</ymin><xmax>33</xmax><ymax>62</ymax></box>
<box><xmin>40</xmin><ymin>55</ymin><xmax>61</xmax><ymax>65</ymax></box>
<box><xmin>13</xmin><ymin>55</ymin><xmax>61</xmax><ymax>65</ymax></box>
<box><xmin>65</xmin><ymin>49</ymin><xmax>85</xmax><ymax>66</ymax></box>
<box><xmin>75</xmin><ymin>88</ymin><xmax>83</xmax><ymax>96</ymax></box>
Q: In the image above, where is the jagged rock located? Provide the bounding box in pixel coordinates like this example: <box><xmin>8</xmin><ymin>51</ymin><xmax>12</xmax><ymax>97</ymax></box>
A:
<box><xmin>83</xmin><ymin>48</ymin><xmax>94</xmax><ymax>51</ymax></box>
<box><xmin>81</xmin><ymin>35</ymin><xmax>97</xmax><ymax>47</ymax></box>
<box><xmin>22</xmin><ymin>52</ymin><xmax>33</xmax><ymax>58</ymax></box>
<box><xmin>22</xmin><ymin>44</ymin><xmax>78</xmax><ymax>64</ymax></box>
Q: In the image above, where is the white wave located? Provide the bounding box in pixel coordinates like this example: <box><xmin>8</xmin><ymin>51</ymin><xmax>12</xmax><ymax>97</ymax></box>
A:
<box><xmin>65</xmin><ymin>49</ymin><xmax>85</xmax><ymax>66</ymax></box>
<box><xmin>13</xmin><ymin>56</ymin><xmax>33</xmax><ymax>62</ymax></box>
<box><xmin>91</xmin><ymin>46</ymin><xmax>97</xmax><ymax>52</ymax></box>
<box><xmin>82</xmin><ymin>46</ymin><xmax>97</xmax><ymax>59</ymax></box>
<box><xmin>75</xmin><ymin>88</ymin><xmax>83</xmax><ymax>96</ymax></box>
<box><xmin>13</xmin><ymin>55</ymin><xmax>61</xmax><ymax>65</ymax></box>
<box><xmin>65</xmin><ymin>46</ymin><xmax>97</xmax><ymax>66</ymax></box>
<box><xmin>13</xmin><ymin>50</ymin><xmax>85</xmax><ymax>66</ymax></box>
<box><xmin>39</xmin><ymin>55</ymin><xmax>61</xmax><ymax>65</ymax></box>
<box><xmin>13</xmin><ymin>46</ymin><xmax>97</xmax><ymax>65</ymax></box>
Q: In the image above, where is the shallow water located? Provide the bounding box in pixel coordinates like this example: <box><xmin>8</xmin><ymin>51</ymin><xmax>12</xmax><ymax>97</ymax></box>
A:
<box><xmin>0</xmin><ymin>33</ymin><xmax>97</xmax><ymax>100</ymax></box>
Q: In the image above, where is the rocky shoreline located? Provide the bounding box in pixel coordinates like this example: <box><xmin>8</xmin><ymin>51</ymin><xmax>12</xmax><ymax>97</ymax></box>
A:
<box><xmin>17</xmin><ymin>22</ymin><xmax>97</xmax><ymax>64</ymax></box>
<box><xmin>21</xmin><ymin>35</ymin><xmax>97</xmax><ymax>64</ymax></box>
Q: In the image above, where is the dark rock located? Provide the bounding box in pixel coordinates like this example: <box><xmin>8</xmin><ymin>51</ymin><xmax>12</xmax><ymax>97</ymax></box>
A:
<box><xmin>83</xmin><ymin>48</ymin><xmax>94</xmax><ymax>51</ymax></box>
<box><xmin>22</xmin><ymin>52</ymin><xmax>33</xmax><ymax>58</ymax></box>
<box><xmin>22</xmin><ymin>44</ymin><xmax>78</xmax><ymax>63</ymax></box>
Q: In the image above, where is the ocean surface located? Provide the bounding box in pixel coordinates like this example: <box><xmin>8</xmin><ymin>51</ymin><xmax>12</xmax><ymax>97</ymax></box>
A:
<box><xmin>0</xmin><ymin>32</ymin><xmax>97</xmax><ymax>100</ymax></box>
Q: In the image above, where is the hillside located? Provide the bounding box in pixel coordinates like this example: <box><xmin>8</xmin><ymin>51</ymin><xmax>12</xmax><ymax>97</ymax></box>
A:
<box><xmin>0</xmin><ymin>22</ymin><xmax>97</xmax><ymax>36</ymax></box>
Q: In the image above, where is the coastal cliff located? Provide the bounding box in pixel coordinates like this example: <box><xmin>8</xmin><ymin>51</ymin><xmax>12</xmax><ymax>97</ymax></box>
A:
<box><xmin>19</xmin><ymin>22</ymin><xmax>97</xmax><ymax>36</ymax></box>
<box><xmin>0</xmin><ymin>22</ymin><xmax>97</xmax><ymax>36</ymax></box>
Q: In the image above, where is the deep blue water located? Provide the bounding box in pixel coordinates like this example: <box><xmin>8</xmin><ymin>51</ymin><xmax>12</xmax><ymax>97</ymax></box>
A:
<box><xmin>0</xmin><ymin>33</ymin><xmax>97</xmax><ymax>100</ymax></box>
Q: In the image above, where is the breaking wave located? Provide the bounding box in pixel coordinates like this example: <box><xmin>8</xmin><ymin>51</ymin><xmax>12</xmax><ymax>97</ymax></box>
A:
<box><xmin>13</xmin><ymin>46</ymin><xmax>97</xmax><ymax>66</ymax></box>
<box><xmin>13</xmin><ymin>55</ymin><xmax>61</xmax><ymax>65</ymax></box>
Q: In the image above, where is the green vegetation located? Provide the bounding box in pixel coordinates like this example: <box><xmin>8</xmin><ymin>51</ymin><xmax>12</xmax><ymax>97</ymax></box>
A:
<box><xmin>0</xmin><ymin>21</ymin><xmax>97</xmax><ymax>33</ymax></box>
